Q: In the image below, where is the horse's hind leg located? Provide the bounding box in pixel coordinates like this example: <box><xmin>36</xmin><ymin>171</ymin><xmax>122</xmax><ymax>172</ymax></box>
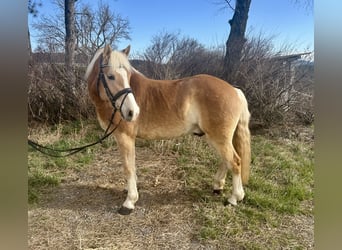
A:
<box><xmin>210</xmin><ymin>138</ymin><xmax>245</xmax><ymax>205</ymax></box>
<box><xmin>115</xmin><ymin>133</ymin><xmax>138</xmax><ymax>215</ymax></box>
<box><xmin>227</xmin><ymin>150</ymin><xmax>245</xmax><ymax>205</ymax></box>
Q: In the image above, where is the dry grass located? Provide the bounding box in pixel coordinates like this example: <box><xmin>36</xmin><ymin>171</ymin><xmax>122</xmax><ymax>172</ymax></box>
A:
<box><xmin>28</xmin><ymin>121</ymin><xmax>314</xmax><ymax>249</ymax></box>
<box><xmin>28</xmin><ymin>145</ymin><xmax>204</xmax><ymax>249</ymax></box>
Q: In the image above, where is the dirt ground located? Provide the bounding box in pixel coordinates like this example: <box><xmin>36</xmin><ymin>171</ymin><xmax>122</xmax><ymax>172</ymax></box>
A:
<box><xmin>28</xmin><ymin>146</ymin><xmax>216</xmax><ymax>250</ymax></box>
<box><xmin>28</xmin><ymin>138</ymin><xmax>313</xmax><ymax>249</ymax></box>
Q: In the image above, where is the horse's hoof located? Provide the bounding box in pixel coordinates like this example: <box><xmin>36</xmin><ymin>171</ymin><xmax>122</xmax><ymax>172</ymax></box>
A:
<box><xmin>118</xmin><ymin>206</ymin><xmax>133</xmax><ymax>215</ymax></box>
<box><xmin>213</xmin><ymin>189</ymin><xmax>222</xmax><ymax>195</ymax></box>
<box><xmin>227</xmin><ymin>196</ymin><xmax>238</xmax><ymax>206</ymax></box>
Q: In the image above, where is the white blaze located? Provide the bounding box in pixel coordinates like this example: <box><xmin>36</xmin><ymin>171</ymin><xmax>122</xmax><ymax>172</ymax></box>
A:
<box><xmin>116</xmin><ymin>68</ymin><xmax>140</xmax><ymax>121</ymax></box>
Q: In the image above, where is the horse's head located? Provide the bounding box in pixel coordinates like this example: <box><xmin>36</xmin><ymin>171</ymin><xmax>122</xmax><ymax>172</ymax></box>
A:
<box><xmin>86</xmin><ymin>44</ymin><xmax>140</xmax><ymax>122</ymax></box>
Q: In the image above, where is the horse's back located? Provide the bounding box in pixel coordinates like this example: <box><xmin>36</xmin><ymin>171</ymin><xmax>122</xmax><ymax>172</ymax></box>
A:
<box><xmin>186</xmin><ymin>74</ymin><xmax>242</xmax><ymax>111</ymax></box>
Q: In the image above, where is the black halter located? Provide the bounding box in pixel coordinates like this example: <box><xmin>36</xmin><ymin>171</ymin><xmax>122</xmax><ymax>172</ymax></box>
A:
<box><xmin>97</xmin><ymin>62</ymin><xmax>133</xmax><ymax>119</ymax></box>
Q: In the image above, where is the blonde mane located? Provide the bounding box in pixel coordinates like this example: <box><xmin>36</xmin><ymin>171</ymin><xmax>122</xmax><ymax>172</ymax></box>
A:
<box><xmin>109</xmin><ymin>50</ymin><xmax>132</xmax><ymax>72</ymax></box>
<box><xmin>84</xmin><ymin>48</ymin><xmax>132</xmax><ymax>80</ymax></box>
<box><xmin>84</xmin><ymin>48</ymin><xmax>103</xmax><ymax>80</ymax></box>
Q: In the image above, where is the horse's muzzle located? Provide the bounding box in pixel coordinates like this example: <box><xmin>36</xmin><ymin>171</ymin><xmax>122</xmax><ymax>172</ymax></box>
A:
<box><xmin>121</xmin><ymin>100</ymin><xmax>140</xmax><ymax>122</ymax></box>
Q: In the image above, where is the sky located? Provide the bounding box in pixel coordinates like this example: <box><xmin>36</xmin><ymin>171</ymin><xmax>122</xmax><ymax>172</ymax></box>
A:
<box><xmin>28</xmin><ymin>0</ymin><xmax>314</xmax><ymax>57</ymax></box>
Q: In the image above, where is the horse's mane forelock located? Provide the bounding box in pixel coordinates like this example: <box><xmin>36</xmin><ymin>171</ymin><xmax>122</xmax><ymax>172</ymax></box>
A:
<box><xmin>84</xmin><ymin>48</ymin><xmax>104</xmax><ymax>80</ymax></box>
<box><xmin>109</xmin><ymin>50</ymin><xmax>132</xmax><ymax>72</ymax></box>
<box><xmin>84</xmin><ymin>48</ymin><xmax>132</xmax><ymax>81</ymax></box>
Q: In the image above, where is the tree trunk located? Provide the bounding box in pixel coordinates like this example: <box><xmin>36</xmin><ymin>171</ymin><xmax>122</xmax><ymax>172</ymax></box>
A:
<box><xmin>65</xmin><ymin>0</ymin><xmax>76</xmax><ymax>84</ymax></box>
<box><xmin>224</xmin><ymin>0</ymin><xmax>251</xmax><ymax>83</ymax></box>
<box><xmin>28</xmin><ymin>28</ymin><xmax>32</xmax><ymax>66</ymax></box>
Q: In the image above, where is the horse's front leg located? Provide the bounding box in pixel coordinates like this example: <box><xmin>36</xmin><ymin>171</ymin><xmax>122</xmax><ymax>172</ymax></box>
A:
<box><xmin>115</xmin><ymin>133</ymin><xmax>138</xmax><ymax>215</ymax></box>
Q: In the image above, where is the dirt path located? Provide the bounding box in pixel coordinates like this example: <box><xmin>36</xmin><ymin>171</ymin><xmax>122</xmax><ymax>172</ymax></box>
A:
<box><xmin>28</xmin><ymin>147</ymin><xmax>211</xmax><ymax>250</ymax></box>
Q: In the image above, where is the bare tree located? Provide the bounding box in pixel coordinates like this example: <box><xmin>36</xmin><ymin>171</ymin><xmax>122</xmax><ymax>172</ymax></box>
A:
<box><xmin>65</xmin><ymin>0</ymin><xmax>77</xmax><ymax>83</ymax></box>
<box><xmin>142</xmin><ymin>31</ymin><xmax>179</xmax><ymax>79</ymax></box>
<box><xmin>32</xmin><ymin>1</ymin><xmax>131</xmax><ymax>60</ymax></box>
<box><xmin>141</xmin><ymin>31</ymin><xmax>224</xmax><ymax>79</ymax></box>
<box><xmin>216</xmin><ymin>0</ymin><xmax>313</xmax><ymax>84</ymax></box>
<box><xmin>169</xmin><ymin>37</ymin><xmax>224</xmax><ymax>77</ymax></box>
<box><xmin>28</xmin><ymin>0</ymin><xmax>42</xmax><ymax>64</ymax></box>
<box><xmin>76</xmin><ymin>2</ymin><xmax>131</xmax><ymax>61</ymax></box>
<box><xmin>32</xmin><ymin>0</ymin><xmax>73</xmax><ymax>53</ymax></box>
<box><xmin>222</xmin><ymin>0</ymin><xmax>252</xmax><ymax>83</ymax></box>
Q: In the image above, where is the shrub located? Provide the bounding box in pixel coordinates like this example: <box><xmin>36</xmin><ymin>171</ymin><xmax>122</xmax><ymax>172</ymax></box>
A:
<box><xmin>28</xmin><ymin>32</ymin><xmax>313</xmax><ymax>128</ymax></box>
<box><xmin>232</xmin><ymin>35</ymin><xmax>314</xmax><ymax>127</ymax></box>
<box><xmin>28</xmin><ymin>62</ymin><xmax>95</xmax><ymax>124</ymax></box>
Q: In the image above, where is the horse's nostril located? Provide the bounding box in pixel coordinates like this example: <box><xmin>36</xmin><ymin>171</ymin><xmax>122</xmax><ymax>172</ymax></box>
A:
<box><xmin>128</xmin><ymin>110</ymin><xmax>133</xmax><ymax>118</ymax></box>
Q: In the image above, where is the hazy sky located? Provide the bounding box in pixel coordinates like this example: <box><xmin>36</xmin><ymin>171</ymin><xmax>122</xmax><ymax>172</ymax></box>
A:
<box><xmin>28</xmin><ymin>0</ymin><xmax>314</xmax><ymax>55</ymax></box>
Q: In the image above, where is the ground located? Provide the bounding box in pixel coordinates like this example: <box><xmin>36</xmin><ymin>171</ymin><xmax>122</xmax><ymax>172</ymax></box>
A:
<box><xmin>28</xmin><ymin>123</ymin><xmax>314</xmax><ymax>249</ymax></box>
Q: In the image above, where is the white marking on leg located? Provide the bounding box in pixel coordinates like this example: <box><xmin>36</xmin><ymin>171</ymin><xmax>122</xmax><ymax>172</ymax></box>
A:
<box><xmin>123</xmin><ymin>174</ymin><xmax>138</xmax><ymax>209</ymax></box>
<box><xmin>228</xmin><ymin>172</ymin><xmax>245</xmax><ymax>205</ymax></box>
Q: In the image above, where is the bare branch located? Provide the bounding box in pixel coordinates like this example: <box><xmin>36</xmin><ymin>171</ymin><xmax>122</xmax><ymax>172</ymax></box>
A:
<box><xmin>290</xmin><ymin>0</ymin><xmax>313</xmax><ymax>12</ymax></box>
<box><xmin>224</xmin><ymin>0</ymin><xmax>235</xmax><ymax>11</ymax></box>
<box><xmin>31</xmin><ymin>0</ymin><xmax>131</xmax><ymax>59</ymax></box>
<box><xmin>212</xmin><ymin>0</ymin><xmax>235</xmax><ymax>13</ymax></box>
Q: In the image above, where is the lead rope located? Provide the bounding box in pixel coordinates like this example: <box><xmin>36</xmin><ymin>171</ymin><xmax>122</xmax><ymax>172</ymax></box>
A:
<box><xmin>28</xmin><ymin>110</ymin><xmax>122</xmax><ymax>157</ymax></box>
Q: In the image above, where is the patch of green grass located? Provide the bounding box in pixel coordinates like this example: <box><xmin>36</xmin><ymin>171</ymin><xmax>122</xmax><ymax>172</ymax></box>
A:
<box><xmin>28</xmin><ymin>120</ymin><xmax>105</xmax><ymax>203</ymax></box>
<box><xmin>28</xmin><ymin>169</ymin><xmax>60</xmax><ymax>204</ymax></box>
<box><xmin>155</xmin><ymin>132</ymin><xmax>314</xmax><ymax>248</ymax></box>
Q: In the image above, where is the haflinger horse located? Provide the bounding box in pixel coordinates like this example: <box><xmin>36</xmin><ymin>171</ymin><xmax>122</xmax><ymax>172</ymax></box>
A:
<box><xmin>85</xmin><ymin>44</ymin><xmax>251</xmax><ymax>215</ymax></box>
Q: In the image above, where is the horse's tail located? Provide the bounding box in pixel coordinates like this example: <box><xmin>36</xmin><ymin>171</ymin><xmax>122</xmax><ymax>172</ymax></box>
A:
<box><xmin>233</xmin><ymin>88</ymin><xmax>251</xmax><ymax>185</ymax></box>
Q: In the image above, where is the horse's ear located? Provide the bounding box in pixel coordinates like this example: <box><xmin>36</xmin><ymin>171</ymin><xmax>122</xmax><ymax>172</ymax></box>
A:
<box><xmin>122</xmin><ymin>45</ymin><xmax>131</xmax><ymax>56</ymax></box>
<box><xmin>103</xmin><ymin>44</ymin><xmax>112</xmax><ymax>63</ymax></box>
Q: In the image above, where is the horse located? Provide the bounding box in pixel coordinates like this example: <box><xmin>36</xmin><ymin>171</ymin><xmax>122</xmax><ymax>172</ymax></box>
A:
<box><xmin>85</xmin><ymin>44</ymin><xmax>251</xmax><ymax>215</ymax></box>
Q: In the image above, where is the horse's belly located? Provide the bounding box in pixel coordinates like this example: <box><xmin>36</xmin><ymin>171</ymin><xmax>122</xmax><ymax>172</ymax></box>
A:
<box><xmin>136</xmin><ymin>125</ymin><xmax>189</xmax><ymax>140</ymax></box>
<box><xmin>136</xmin><ymin>99</ymin><xmax>201</xmax><ymax>139</ymax></box>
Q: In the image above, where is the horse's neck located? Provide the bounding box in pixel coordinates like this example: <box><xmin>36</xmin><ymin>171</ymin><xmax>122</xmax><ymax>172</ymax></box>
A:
<box><xmin>130</xmin><ymin>69</ymin><xmax>147</xmax><ymax>84</ymax></box>
<box><xmin>130</xmin><ymin>69</ymin><xmax>151</xmax><ymax>102</ymax></box>
<box><xmin>130</xmin><ymin>69</ymin><xmax>176</xmax><ymax>87</ymax></box>
<box><xmin>130</xmin><ymin>69</ymin><xmax>178</xmax><ymax>105</ymax></box>
<box><xmin>130</xmin><ymin>69</ymin><xmax>161</xmax><ymax>91</ymax></box>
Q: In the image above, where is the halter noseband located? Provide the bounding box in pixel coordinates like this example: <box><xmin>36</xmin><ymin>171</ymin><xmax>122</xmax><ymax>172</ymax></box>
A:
<box><xmin>97</xmin><ymin>61</ymin><xmax>133</xmax><ymax>119</ymax></box>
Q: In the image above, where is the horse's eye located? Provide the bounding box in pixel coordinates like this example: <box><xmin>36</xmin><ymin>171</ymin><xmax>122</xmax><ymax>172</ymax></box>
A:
<box><xmin>107</xmin><ymin>75</ymin><xmax>115</xmax><ymax>80</ymax></box>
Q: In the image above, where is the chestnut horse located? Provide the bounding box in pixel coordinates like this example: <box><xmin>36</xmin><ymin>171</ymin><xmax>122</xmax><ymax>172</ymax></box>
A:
<box><xmin>85</xmin><ymin>45</ymin><xmax>251</xmax><ymax>215</ymax></box>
